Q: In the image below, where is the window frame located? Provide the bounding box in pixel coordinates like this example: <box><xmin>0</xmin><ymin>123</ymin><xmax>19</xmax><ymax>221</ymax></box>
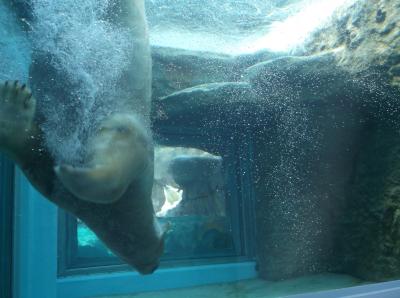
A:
<box><xmin>12</xmin><ymin>175</ymin><xmax>258</xmax><ymax>298</ymax></box>
<box><xmin>0</xmin><ymin>155</ymin><xmax>14</xmax><ymax>298</ymax></box>
<box><xmin>13</xmin><ymin>168</ymin><xmax>58</xmax><ymax>298</ymax></box>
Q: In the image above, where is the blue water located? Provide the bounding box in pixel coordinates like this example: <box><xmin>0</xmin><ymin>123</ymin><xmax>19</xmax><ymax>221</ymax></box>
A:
<box><xmin>2</xmin><ymin>0</ymin><xmax>399</xmax><ymax>297</ymax></box>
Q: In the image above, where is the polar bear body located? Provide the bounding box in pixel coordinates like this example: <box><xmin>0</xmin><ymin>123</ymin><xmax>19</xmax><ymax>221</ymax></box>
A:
<box><xmin>0</xmin><ymin>0</ymin><xmax>163</xmax><ymax>274</ymax></box>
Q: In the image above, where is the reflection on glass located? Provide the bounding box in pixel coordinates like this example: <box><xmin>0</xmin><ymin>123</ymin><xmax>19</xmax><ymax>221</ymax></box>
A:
<box><xmin>77</xmin><ymin>146</ymin><xmax>235</xmax><ymax>261</ymax></box>
<box><xmin>153</xmin><ymin>146</ymin><xmax>233</xmax><ymax>258</ymax></box>
<box><xmin>153</xmin><ymin>146</ymin><xmax>225</xmax><ymax>217</ymax></box>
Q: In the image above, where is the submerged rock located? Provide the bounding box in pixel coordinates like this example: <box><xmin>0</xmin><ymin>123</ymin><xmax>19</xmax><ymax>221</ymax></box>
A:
<box><xmin>303</xmin><ymin>0</ymin><xmax>400</xmax><ymax>88</ymax></box>
<box><xmin>243</xmin><ymin>52</ymin><xmax>370</xmax><ymax>280</ymax></box>
<box><xmin>153</xmin><ymin>49</ymin><xmax>387</xmax><ymax>280</ymax></box>
<box><xmin>151</xmin><ymin>46</ymin><xmax>281</xmax><ymax>100</ymax></box>
<box><xmin>152</xmin><ymin>81</ymin><xmax>259</xmax><ymax>129</ymax></box>
<box><xmin>299</xmin><ymin>0</ymin><xmax>400</xmax><ymax>281</ymax></box>
<box><xmin>245</xmin><ymin>53</ymin><xmax>357</xmax><ymax>103</ymax></box>
<box><xmin>167</xmin><ymin>155</ymin><xmax>224</xmax><ymax>217</ymax></box>
<box><xmin>152</xmin><ymin>47</ymin><xmax>236</xmax><ymax>101</ymax></box>
<box><xmin>338</xmin><ymin>123</ymin><xmax>400</xmax><ymax>281</ymax></box>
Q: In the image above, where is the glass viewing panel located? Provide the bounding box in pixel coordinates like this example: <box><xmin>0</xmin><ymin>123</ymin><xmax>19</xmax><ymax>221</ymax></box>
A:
<box><xmin>72</xmin><ymin>145</ymin><xmax>240</xmax><ymax>268</ymax></box>
<box><xmin>153</xmin><ymin>146</ymin><xmax>235</xmax><ymax>259</ymax></box>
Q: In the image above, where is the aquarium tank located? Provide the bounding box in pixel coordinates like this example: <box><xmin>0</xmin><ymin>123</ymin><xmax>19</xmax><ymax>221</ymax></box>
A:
<box><xmin>1</xmin><ymin>0</ymin><xmax>400</xmax><ymax>297</ymax></box>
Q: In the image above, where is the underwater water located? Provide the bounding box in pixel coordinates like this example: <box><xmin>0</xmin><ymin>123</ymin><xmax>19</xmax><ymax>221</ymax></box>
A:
<box><xmin>147</xmin><ymin>0</ymin><xmax>356</xmax><ymax>53</ymax></box>
<box><xmin>2</xmin><ymin>0</ymin><xmax>400</xmax><ymax>297</ymax></box>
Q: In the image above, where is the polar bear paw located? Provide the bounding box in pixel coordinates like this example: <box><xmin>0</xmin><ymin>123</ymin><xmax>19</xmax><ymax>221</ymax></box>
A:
<box><xmin>0</xmin><ymin>80</ymin><xmax>36</xmax><ymax>147</ymax></box>
<box><xmin>55</xmin><ymin>114</ymin><xmax>151</xmax><ymax>204</ymax></box>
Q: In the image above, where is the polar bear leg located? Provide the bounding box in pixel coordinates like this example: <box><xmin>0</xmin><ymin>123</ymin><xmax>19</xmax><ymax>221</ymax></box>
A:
<box><xmin>54</xmin><ymin>0</ymin><xmax>153</xmax><ymax>204</ymax></box>
<box><xmin>56</xmin><ymin>114</ymin><xmax>151</xmax><ymax>204</ymax></box>
<box><xmin>53</xmin><ymin>0</ymin><xmax>163</xmax><ymax>272</ymax></box>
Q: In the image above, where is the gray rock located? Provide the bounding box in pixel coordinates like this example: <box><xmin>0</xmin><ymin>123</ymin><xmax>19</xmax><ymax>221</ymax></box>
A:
<box><xmin>303</xmin><ymin>0</ymin><xmax>400</xmax><ymax>88</ymax></box>
<box><xmin>243</xmin><ymin>51</ymin><xmax>400</xmax><ymax>280</ymax></box>
<box><xmin>245</xmin><ymin>52</ymin><xmax>400</xmax><ymax>123</ymax></box>
<box><xmin>151</xmin><ymin>46</ymin><xmax>282</xmax><ymax>100</ymax></box>
<box><xmin>299</xmin><ymin>0</ymin><xmax>400</xmax><ymax>281</ymax></box>
<box><xmin>242</xmin><ymin>52</ymin><xmax>373</xmax><ymax>280</ymax></box>
<box><xmin>169</xmin><ymin>155</ymin><xmax>222</xmax><ymax>189</ymax></box>
<box><xmin>167</xmin><ymin>155</ymin><xmax>224</xmax><ymax>217</ymax></box>
<box><xmin>152</xmin><ymin>47</ymin><xmax>235</xmax><ymax>101</ymax></box>
<box><xmin>152</xmin><ymin>81</ymin><xmax>260</xmax><ymax>129</ymax></box>
<box><xmin>245</xmin><ymin>53</ymin><xmax>358</xmax><ymax>104</ymax></box>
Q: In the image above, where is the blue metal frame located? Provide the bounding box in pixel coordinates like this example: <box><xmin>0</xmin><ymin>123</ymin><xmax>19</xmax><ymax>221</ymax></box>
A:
<box><xmin>57</xmin><ymin>262</ymin><xmax>257</xmax><ymax>298</ymax></box>
<box><xmin>13</xmin><ymin>169</ymin><xmax>58</xmax><ymax>298</ymax></box>
<box><xmin>11</xmin><ymin>143</ymin><xmax>258</xmax><ymax>298</ymax></box>
<box><xmin>0</xmin><ymin>155</ymin><xmax>14</xmax><ymax>298</ymax></box>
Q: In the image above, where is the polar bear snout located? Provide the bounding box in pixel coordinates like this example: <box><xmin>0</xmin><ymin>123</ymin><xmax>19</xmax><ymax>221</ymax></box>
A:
<box><xmin>137</xmin><ymin>262</ymin><xmax>160</xmax><ymax>275</ymax></box>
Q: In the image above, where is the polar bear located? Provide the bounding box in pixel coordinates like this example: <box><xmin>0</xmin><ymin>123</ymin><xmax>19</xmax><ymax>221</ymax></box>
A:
<box><xmin>0</xmin><ymin>0</ymin><xmax>164</xmax><ymax>274</ymax></box>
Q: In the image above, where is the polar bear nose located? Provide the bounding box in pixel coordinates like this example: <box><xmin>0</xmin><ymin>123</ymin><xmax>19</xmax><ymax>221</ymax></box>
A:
<box><xmin>137</xmin><ymin>262</ymin><xmax>159</xmax><ymax>275</ymax></box>
<box><xmin>148</xmin><ymin>263</ymin><xmax>159</xmax><ymax>274</ymax></box>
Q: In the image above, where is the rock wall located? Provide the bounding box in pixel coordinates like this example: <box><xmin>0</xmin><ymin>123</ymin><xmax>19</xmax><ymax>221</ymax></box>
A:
<box><xmin>153</xmin><ymin>34</ymin><xmax>400</xmax><ymax>282</ymax></box>
<box><xmin>304</xmin><ymin>0</ymin><xmax>400</xmax><ymax>87</ymax></box>
<box><xmin>151</xmin><ymin>48</ymin><xmax>379</xmax><ymax>280</ymax></box>
<box><xmin>245</xmin><ymin>54</ymin><xmax>367</xmax><ymax>280</ymax></box>
<box><xmin>337</xmin><ymin>122</ymin><xmax>400</xmax><ymax>281</ymax></box>
<box><xmin>301</xmin><ymin>0</ymin><xmax>400</xmax><ymax>281</ymax></box>
<box><xmin>151</xmin><ymin>46</ymin><xmax>280</xmax><ymax>101</ymax></box>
